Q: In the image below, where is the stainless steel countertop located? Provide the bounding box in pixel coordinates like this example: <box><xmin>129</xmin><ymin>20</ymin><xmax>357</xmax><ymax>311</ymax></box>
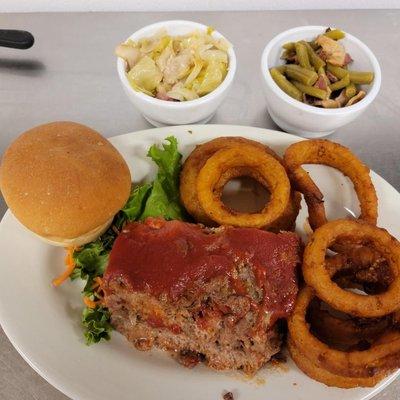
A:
<box><xmin>0</xmin><ymin>10</ymin><xmax>399</xmax><ymax>400</ymax></box>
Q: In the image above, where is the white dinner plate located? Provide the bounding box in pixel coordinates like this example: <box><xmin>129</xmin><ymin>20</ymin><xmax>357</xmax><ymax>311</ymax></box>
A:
<box><xmin>0</xmin><ymin>125</ymin><xmax>399</xmax><ymax>400</ymax></box>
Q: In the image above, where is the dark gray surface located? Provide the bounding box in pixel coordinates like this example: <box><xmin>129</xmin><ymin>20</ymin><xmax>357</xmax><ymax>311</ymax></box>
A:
<box><xmin>0</xmin><ymin>10</ymin><xmax>399</xmax><ymax>400</ymax></box>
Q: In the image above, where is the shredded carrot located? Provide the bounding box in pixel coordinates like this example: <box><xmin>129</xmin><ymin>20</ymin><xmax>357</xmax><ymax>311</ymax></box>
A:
<box><xmin>83</xmin><ymin>296</ymin><xmax>98</xmax><ymax>309</ymax></box>
<box><xmin>91</xmin><ymin>276</ymin><xmax>103</xmax><ymax>290</ymax></box>
<box><xmin>52</xmin><ymin>247</ymin><xmax>76</xmax><ymax>287</ymax></box>
<box><xmin>94</xmin><ymin>276</ymin><xmax>103</xmax><ymax>286</ymax></box>
<box><xmin>91</xmin><ymin>281</ymin><xmax>100</xmax><ymax>290</ymax></box>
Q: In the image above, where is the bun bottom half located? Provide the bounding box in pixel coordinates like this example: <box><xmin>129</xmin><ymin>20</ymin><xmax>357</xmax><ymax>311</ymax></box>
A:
<box><xmin>32</xmin><ymin>218</ymin><xmax>113</xmax><ymax>247</ymax></box>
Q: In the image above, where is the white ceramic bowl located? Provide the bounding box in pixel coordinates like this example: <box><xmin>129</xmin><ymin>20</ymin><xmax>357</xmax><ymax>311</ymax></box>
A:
<box><xmin>260</xmin><ymin>26</ymin><xmax>381</xmax><ymax>138</ymax></box>
<box><xmin>117</xmin><ymin>20</ymin><xmax>236</xmax><ymax>127</ymax></box>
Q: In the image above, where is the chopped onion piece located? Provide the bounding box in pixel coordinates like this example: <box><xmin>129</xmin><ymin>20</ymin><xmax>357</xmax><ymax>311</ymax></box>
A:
<box><xmin>127</xmin><ymin>56</ymin><xmax>162</xmax><ymax>95</ymax></box>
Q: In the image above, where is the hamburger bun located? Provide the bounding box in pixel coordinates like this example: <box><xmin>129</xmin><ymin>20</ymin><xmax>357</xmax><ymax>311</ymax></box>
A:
<box><xmin>0</xmin><ymin>121</ymin><xmax>132</xmax><ymax>246</ymax></box>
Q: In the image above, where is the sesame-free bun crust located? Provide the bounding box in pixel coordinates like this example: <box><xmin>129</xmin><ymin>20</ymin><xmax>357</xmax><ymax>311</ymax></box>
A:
<box><xmin>0</xmin><ymin>121</ymin><xmax>131</xmax><ymax>243</ymax></box>
<box><xmin>34</xmin><ymin>217</ymin><xmax>113</xmax><ymax>247</ymax></box>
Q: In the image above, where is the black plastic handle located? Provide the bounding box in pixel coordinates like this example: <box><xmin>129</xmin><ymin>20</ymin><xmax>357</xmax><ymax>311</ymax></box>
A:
<box><xmin>0</xmin><ymin>30</ymin><xmax>34</xmax><ymax>49</ymax></box>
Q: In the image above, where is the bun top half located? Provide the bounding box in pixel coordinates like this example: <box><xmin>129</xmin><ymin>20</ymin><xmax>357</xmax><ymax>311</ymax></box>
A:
<box><xmin>0</xmin><ymin>121</ymin><xmax>131</xmax><ymax>242</ymax></box>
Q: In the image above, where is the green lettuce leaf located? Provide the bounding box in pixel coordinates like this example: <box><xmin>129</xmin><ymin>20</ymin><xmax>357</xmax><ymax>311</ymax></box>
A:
<box><xmin>71</xmin><ymin>242</ymin><xmax>109</xmax><ymax>294</ymax></box>
<box><xmin>82</xmin><ymin>306</ymin><xmax>112</xmax><ymax>345</ymax></box>
<box><xmin>141</xmin><ymin>136</ymin><xmax>186</xmax><ymax>220</ymax></box>
<box><xmin>120</xmin><ymin>183</ymin><xmax>152</xmax><ymax>221</ymax></box>
<box><xmin>140</xmin><ymin>178</ymin><xmax>183</xmax><ymax>220</ymax></box>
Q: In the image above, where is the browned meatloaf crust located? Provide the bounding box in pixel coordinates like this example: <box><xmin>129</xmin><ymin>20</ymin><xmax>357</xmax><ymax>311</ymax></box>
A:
<box><xmin>103</xmin><ymin>218</ymin><xmax>301</xmax><ymax>374</ymax></box>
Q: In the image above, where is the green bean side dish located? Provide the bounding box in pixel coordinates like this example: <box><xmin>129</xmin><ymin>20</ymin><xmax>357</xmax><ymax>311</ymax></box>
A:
<box><xmin>269</xmin><ymin>28</ymin><xmax>374</xmax><ymax>108</ymax></box>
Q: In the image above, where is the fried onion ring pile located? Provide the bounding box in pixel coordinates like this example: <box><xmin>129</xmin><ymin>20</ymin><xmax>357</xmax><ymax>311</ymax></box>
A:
<box><xmin>288</xmin><ymin>220</ymin><xmax>400</xmax><ymax>388</ymax></box>
<box><xmin>180</xmin><ymin>137</ymin><xmax>300</xmax><ymax>230</ymax></box>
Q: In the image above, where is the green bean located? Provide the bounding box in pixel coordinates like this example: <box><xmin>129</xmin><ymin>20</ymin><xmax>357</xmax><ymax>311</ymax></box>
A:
<box><xmin>329</xmin><ymin>74</ymin><xmax>350</xmax><ymax>91</ymax></box>
<box><xmin>285</xmin><ymin>64</ymin><xmax>319</xmax><ymax>86</ymax></box>
<box><xmin>292</xmin><ymin>81</ymin><xmax>328</xmax><ymax>100</ymax></box>
<box><xmin>345</xmin><ymin>83</ymin><xmax>357</xmax><ymax>98</ymax></box>
<box><xmin>324</xmin><ymin>29</ymin><xmax>345</xmax><ymax>40</ymax></box>
<box><xmin>327</xmin><ymin>64</ymin><xmax>348</xmax><ymax>79</ymax></box>
<box><xmin>295</xmin><ymin>42</ymin><xmax>313</xmax><ymax>70</ymax></box>
<box><xmin>348</xmin><ymin>71</ymin><xmax>374</xmax><ymax>85</ymax></box>
<box><xmin>302</xmin><ymin>41</ymin><xmax>326</xmax><ymax>71</ymax></box>
<box><xmin>270</xmin><ymin>68</ymin><xmax>302</xmax><ymax>101</ymax></box>
<box><xmin>282</xmin><ymin>42</ymin><xmax>295</xmax><ymax>51</ymax></box>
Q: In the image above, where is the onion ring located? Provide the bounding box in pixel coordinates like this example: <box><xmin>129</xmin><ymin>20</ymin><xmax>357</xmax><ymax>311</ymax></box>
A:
<box><xmin>394</xmin><ymin>311</ymin><xmax>400</xmax><ymax>327</ymax></box>
<box><xmin>284</xmin><ymin>139</ymin><xmax>378</xmax><ymax>231</ymax></box>
<box><xmin>325</xmin><ymin>246</ymin><xmax>386</xmax><ymax>277</ymax></box>
<box><xmin>303</xmin><ymin>220</ymin><xmax>400</xmax><ymax>317</ymax></box>
<box><xmin>288</xmin><ymin>286</ymin><xmax>400</xmax><ymax>378</ymax></box>
<box><xmin>308</xmin><ymin>299</ymin><xmax>391</xmax><ymax>350</ymax></box>
<box><xmin>180</xmin><ymin>137</ymin><xmax>300</xmax><ymax>230</ymax></box>
<box><xmin>271</xmin><ymin>190</ymin><xmax>301</xmax><ymax>232</ymax></box>
<box><xmin>326</xmin><ymin>246</ymin><xmax>393</xmax><ymax>295</ymax></box>
<box><xmin>196</xmin><ymin>145</ymin><xmax>291</xmax><ymax>229</ymax></box>
<box><xmin>213</xmin><ymin>166</ymin><xmax>301</xmax><ymax>232</ymax></box>
<box><xmin>288</xmin><ymin>339</ymin><xmax>390</xmax><ymax>388</ymax></box>
<box><xmin>334</xmin><ymin>262</ymin><xmax>393</xmax><ymax>296</ymax></box>
<box><xmin>180</xmin><ymin>137</ymin><xmax>276</xmax><ymax>225</ymax></box>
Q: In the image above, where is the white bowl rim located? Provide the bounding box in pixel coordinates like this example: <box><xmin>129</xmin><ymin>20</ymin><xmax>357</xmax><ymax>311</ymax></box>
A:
<box><xmin>261</xmin><ymin>25</ymin><xmax>382</xmax><ymax>115</ymax></box>
<box><xmin>117</xmin><ymin>19</ymin><xmax>237</xmax><ymax>109</ymax></box>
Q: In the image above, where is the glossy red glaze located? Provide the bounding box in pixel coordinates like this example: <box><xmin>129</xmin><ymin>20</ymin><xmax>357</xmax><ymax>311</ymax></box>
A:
<box><xmin>104</xmin><ymin>218</ymin><xmax>301</xmax><ymax>323</ymax></box>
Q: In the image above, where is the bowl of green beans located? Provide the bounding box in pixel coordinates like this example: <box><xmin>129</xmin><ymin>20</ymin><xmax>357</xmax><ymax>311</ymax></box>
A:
<box><xmin>261</xmin><ymin>26</ymin><xmax>381</xmax><ymax>138</ymax></box>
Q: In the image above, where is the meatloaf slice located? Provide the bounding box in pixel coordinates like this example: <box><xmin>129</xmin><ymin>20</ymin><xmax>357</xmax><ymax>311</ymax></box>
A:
<box><xmin>103</xmin><ymin>218</ymin><xmax>301</xmax><ymax>374</ymax></box>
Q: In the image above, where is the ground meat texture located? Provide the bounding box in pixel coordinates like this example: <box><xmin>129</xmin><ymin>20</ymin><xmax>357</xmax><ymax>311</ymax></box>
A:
<box><xmin>103</xmin><ymin>219</ymin><xmax>301</xmax><ymax>374</ymax></box>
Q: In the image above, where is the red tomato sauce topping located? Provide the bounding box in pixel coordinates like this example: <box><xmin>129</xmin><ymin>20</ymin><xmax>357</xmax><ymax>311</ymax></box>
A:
<box><xmin>104</xmin><ymin>218</ymin><xmax>301</xmax><ymax>324</ymax></box>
